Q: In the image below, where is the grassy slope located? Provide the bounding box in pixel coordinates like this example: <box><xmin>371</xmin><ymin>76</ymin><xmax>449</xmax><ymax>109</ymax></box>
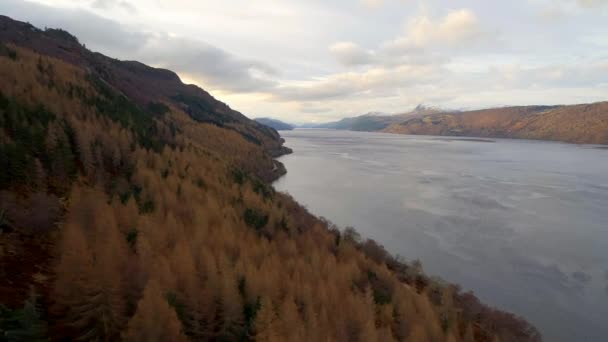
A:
<box><xmin>0</xmin><ymin>18</ymin><xmax>540</xmax><ymax>342</ymax></box>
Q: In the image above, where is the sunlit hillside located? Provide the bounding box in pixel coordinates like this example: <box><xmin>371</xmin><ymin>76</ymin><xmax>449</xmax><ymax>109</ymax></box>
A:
<box><xmin>384</xmin><ymin>104</ymin><xmax>608</xmax><ymax>144</ymax></box>
<box><xmin>1</xmin><ymin>17</ymin><xmax>540</xmax><ymax>341</ymax></box>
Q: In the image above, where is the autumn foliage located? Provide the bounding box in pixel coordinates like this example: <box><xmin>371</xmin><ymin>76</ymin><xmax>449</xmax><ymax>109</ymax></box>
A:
<box><xmin>0</xmin><ymin>41</ymin><xmax>540</xmax><ymax>342</ymax></box>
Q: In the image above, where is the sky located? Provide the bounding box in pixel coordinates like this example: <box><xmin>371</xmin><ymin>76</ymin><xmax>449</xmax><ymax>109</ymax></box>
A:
<box><xmin>1</xmin><ymin>0</ymin><xmax>607</xmax><ymax>123</ymax></box>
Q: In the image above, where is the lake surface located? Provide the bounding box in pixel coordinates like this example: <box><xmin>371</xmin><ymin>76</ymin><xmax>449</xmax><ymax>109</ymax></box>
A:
<box><xmin>273</xmin><ymin>129</ymin><xmax>608</xmax><ymax>342</ymax></box>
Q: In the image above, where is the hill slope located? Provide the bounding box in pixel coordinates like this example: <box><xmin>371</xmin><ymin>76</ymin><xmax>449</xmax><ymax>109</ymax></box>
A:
<box><xmin>310</xmin><ymin>106</ymin><xmax>443</xmax><ymax>132</ymax></box>
<box><xmin>254</xmin><ymin>118</ymin><xmax>294</xmax><ymax>131</ymax></box>
<box><xmin>384</xmin><ymin>103</ymin><xmax>608</xmax><ymax>144</ymax></box>
<box><xmin>0</xmin><ymin>16</ymin><xmax>540</xmax><ymax>342</ymax></box>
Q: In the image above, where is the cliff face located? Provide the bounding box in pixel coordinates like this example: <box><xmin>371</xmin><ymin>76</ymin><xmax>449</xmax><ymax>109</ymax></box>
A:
<box><xmin>0</xmin><ymin>16</ymin><xmax>540</xmax><ymax>342</ymax></box>
<box><xmin>384</xmin><ymin>103</ymin><xmax>608</xmax><ymax>144</ymax></box>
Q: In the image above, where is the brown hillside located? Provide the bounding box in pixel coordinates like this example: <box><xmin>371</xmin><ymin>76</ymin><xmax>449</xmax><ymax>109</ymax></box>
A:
<box><xmin>384</xmin><ymin>103</ymin><xmax>608</xmax><ymax>144</ymax></box>
<box><xmin>0</xmin><ymin>16</ymin><xmax>540</xmax><ymax>342</ymax></box>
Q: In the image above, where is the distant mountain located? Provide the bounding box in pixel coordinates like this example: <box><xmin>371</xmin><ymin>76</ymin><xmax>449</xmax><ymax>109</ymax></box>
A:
<box><xmin>307</xmin><ymin>103</ymin><xmax>608</xmax><ymax>145</ymax></box>
<box><xmin>255</xmin><ymin>117</ymin><xmax>294</xmax><ymax>131</ymax></box>
<box><xmin>309</xmin><ymin>105</ymin><xmax>441</xmax><ymax>131</ymax></box>
<box><xmin>384</xmin><ymin>102</ymin><xmax>608</xmax><ymax>145</ymax></box>
<box><xmin>313</xmin><ymin>113</ymin><xmax>393</xmax><ymax>131</ymax></box>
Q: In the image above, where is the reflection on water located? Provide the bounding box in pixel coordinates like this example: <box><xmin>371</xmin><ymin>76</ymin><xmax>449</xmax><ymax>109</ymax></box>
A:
<box><xmin>273</xmin><ymin>129</ymin><xmax>608</xmax><ymax>342</ymax></box>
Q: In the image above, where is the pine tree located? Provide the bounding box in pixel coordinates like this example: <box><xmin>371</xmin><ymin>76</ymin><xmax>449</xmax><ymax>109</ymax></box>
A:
<box><xmin>253</xmin><ymin>296</ymin><xmax>279</xmax><ymax>342</ymax></box>
<box><xmin>0</xmin><ymin>289</ymin><xmax>48</xmax><ymax>342</ymax></box>
<box><xmin>52</xmin><ymin>188</ymin><xmax>127</xmax><ymax>341</ymax></box>
<box><xmin>125</xmin><ymin>280</ymin><xmax>187</xmax><ymax>342</ymax></box>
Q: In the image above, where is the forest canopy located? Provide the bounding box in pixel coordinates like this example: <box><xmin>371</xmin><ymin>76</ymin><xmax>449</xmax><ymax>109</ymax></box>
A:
<box><xmin>0</xmin><ymin>18</ymin><xmax>540</xmax><ymax>342</ymax></box>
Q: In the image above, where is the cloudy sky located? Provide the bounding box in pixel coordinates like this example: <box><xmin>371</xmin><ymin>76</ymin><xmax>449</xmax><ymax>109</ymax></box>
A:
<box><xmin>1</xmin><ymin>0</ymin><xmax>607</xmax><ymax>122</ymax></box>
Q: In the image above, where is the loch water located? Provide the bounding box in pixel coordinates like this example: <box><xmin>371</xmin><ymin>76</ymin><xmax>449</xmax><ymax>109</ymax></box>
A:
<box><xmin>274</xmin><ymin>129</ymin><xmax>608</xmax><ymax>342</ymax></box>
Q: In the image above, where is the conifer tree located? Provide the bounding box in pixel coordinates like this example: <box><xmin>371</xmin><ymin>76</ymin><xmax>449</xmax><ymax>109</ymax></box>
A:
<box><xmin>125</xmin><ymin>280</ymin><xmax>187</xmax><ymax>342</ymax></box>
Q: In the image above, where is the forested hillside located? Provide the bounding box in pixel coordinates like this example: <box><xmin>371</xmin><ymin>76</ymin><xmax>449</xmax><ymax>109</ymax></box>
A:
<box><xmin>0</xmin><ymin>17</ymin><xmax>540</xmax><ymax>341</ymax></box>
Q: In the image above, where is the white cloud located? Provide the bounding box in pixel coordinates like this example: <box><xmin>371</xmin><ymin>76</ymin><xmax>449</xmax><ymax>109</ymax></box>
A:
<box><xmin>384</xmin><ymin>9</ymin><xmax>482</xmax><ymax>53</ymax></box>
<box><xmin>329</xmin><ymin>42</ymin><xmax>375</xmax><ymax>66</ymax></box>
<box><xmin>360</xmin><ymin>0</ymin><xmax>384</xmax><ymax>9</ymax></box>
<box><xmin>2</xmin><ymin>0</ymin><xmax>606</xmax><ymax>122</ymax></box>
<box><xmin>574</xmin><ymin>0</ymin><xmax>608</xmax><ymax>8</ymax></box>
<box><xmin>274</xmin><ymin>64</ymin><xmax>441</xmax><ymax>101</ymax></box>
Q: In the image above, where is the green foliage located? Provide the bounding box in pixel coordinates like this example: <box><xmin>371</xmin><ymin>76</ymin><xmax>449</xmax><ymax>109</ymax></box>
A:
<box><xmin>119</xmin><ymin>191</ymin><xmax>132</xmax><ymax>204</ymax></box>
<box><xmin>372</xmin><ymin>288</ymin><xmax>392</xmax><ymax>306</ymax></box>
<box><xmin>237</xmin><ymin>276</ymin><xmax>260</xmax><ymax>340</ymax></box>
<box><xmin>278</xmin><ymin>216</ymin><xmax>288</xmax><ymax>232</ymax></box>
<box><xmin>0</xmin><ymin>93</ymin><xmax>78</xmax><ymax>192</ymax></box>
<box><xmin>0</xmin><ymin>143</ymin><xmax>37</xmax><ymax>189</ymax></box>
<box><xmin>367</xmin><ymin>270</ymin><xmax>392</xmax><ymax>305</ymax></box>
<box><xmin>6</xmin><ymin>48</ymin><xmax>17</xmax><ymax>61</ymax></box>
<box><xmin>242</xmin><ymin>297</ymin><xmax>260</xmax><ymax>338</ymax></box>
<box><xmin>0</xmin><ymin>209</ymin><xmax>10</xmax><ymax>232</ymax></box>
<box><xmin>147</xmin><ymin>102</ymin><xmax>170</xmax><ymax>116</ymax></box>
<box><xmin>231</xmin><ymin>168</ymin><xmax>246</xmax><ymax>185</ymax></box>
<box><xmin>251</xmin><ymin>178</ymin><xmax>273</xmax><ymax>201</ymax></box>
<box><xmin>343</xmin><ymin>226</ymin><xmax>362</xmax><ymax>244</ymax></box>
<box><xmin>86</xmin><ymin>75</ymin><xmax>165</xmax><ymax>152</ymax></box>
<box><xmin>195</xmin><ymin>177</ymin><xmax>206</xmax><ymax>189</ymax></box>
<box><xmin>44</xmin><ymin>28</ymin><xmax>79</xmax><ymax>44</ymax></box>
<box><xmin>131</xmin><ymin>184</ymin><xmax>143</xmax><ymax>199</ymax></box>
<box><xmin>0</xmin><ymin>44</ymin><xmax>18</xmax><ymax>61</ymax></box>
<box><xmin>0</xmin><ymin>290</ymin><xmax>48</xmax><ymax>342</ymax></box>
<box><xmin>138</xmin><ymin>198</ymin><xmax>155</xmax><ymax>214</ymax></box>
<box><xmin>165</xmin><ymin>291</ymin><xmax>187</xmax><ymax>324</ymax></box>
<box><xmin>171</xmin><ymin>93</ymin><xmax>229</xmax><ymax>126</ymax></box>
<box><xmin>66</xmin><ymin>83</ymin><xmax>87</xmax><ymax>100</ymax></box>
<box><xmin>161</xmin><ymin>168</ymin><xmax>169</xmax><ymax>179</ymax></box>
<box><xmin>126</xmin><ymin>228</ymin><xmax>138</xmax><ymax>249</ymax></box>
<box><xmin>243</xmin><ymin>208</ymin><xmax>268</xmax><ymax>231</ymax></box>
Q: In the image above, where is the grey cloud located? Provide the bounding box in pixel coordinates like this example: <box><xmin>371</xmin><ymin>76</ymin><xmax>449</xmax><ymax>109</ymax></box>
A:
<box><xmin>138</xmin><ymin>35</ymin><xmax>278</xmax><ymax>92</ymax></box>
<box><xmin>1</xmin><ymin>0</ymin><xmax>278</xmax><ymax>93</ymax></box>
<box><xmin>91</xmin><ymin>0</ymin><xmax>137</xmax><ymax>13</ymax></box>
<box><xmin>329</xmin><ymin>42</ymin><xmax>375</xmax><ymax>66</ymax></box>
<box><xmin>1</xmin><ymin>0</ymin><xmax>147</xmax><ymax>54</ymax></box>
<box><xmin>571</xmin><ymin>271</ymin><xmax>592</xmax><ymax>283</ymax></box>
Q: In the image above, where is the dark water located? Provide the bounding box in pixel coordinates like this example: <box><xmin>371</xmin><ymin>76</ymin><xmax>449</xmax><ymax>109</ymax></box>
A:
<box><xmin>273</xmin><ymin>129</ymin><xmax>608</xmax><ymax>342</ymax></box>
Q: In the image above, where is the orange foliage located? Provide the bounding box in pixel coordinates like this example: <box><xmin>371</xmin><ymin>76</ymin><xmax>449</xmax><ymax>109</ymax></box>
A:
<box><xmin>0</xmin><ymin>45</ymin><xmax>541</xmax><ymax>342</ymax></box>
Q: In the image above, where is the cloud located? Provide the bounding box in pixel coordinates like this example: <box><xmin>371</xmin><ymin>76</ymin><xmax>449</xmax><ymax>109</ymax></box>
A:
<box><xmin>1</xmin><ymin>0</ymin><xmax>606</xmax><ymax>122</ymax></box>
<box><xmin>384</xmin><ymin>9</ymin><xmax>482</xmax><ymax>54</ymax></box>
<box><xmin>0</xmin><ymin>0</ymin><xmax>277</xmax><ymax>93</ymax></box>
<box><xmin>0</xmin><ymin>0</ymin><xmax>147</xmax><ymax>53</ymax></box>
<box><xmin>91</xmin><ymin>0</ymin><xmax>136</xmax><ymax>12</ymax></box>
<box><xmin>139</xmin><ymin>35</ymin><xmax>278</xmax><ymax>92</ymax></box>
<box><xmin>299</xmin><ymin>104</ymin><xmax>332</xmax><ymax>114</ymax></box>
<box><xmin>360</xmin><ymin>0</ymin><xmax>384</xmax><ymax>9</ymax></box>
<box><xmin>274</xmin><ymin>64</ymin><xmax>440</xmax><ymax>101</ymax></box>
<box><xmin>329</xmin><ymin>42</ymin><xmax>375</xmax><ymax>66</ymax></box>
<box><xmin>574</xmin><ymin>0</ymin><xmax>608</xmax><ymax>8</ymax></box>
<box><xmin>328</xmin><ymin>9</ymin><xmax>487</xmax><ymax>70</ymax></box>
<box><xmin>487</xmin><ymin>60</ymin><xmax>608</xmax><ymax>88</ymax></box>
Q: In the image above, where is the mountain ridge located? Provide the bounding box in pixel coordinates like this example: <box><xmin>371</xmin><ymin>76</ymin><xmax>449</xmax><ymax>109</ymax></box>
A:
<box><xmin>254</xmin><ymin>117</ymin><xmax>294</xmax><ymax>131</ymax></box>
<box><xmin>305</xmin><ymin>102</ymin><xmax>608</xmax><ymax>145</ymax></box>
<box><xmin>384</xmin><ymin>102</ymin><xmax>608</xmax><ymax>144</ymax></box>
